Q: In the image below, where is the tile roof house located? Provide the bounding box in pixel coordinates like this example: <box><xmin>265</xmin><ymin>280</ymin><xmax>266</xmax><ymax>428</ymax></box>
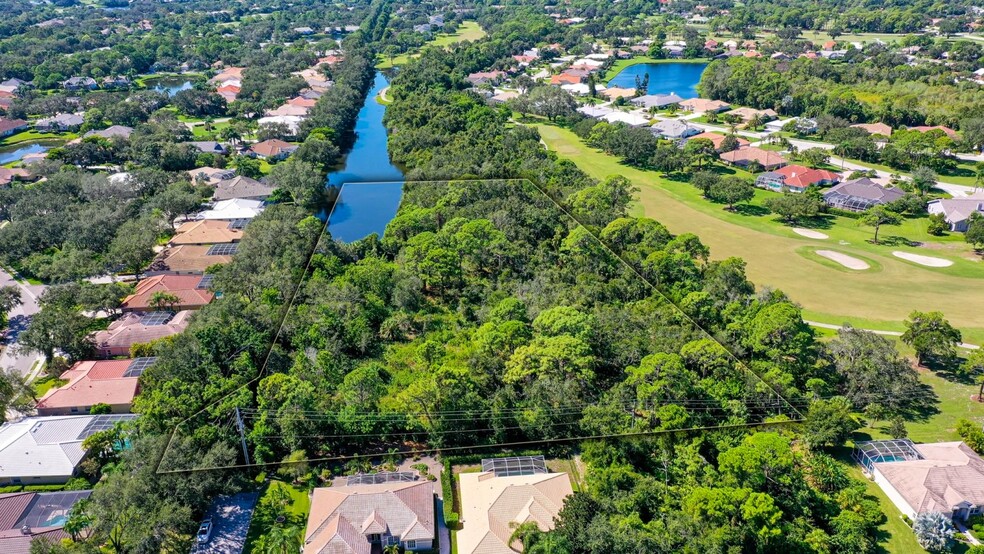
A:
<box><xmin>170</xmin><ymin>219</ymin><xmax>244</xmax><ymax>246</ymax></box>
<box><xmin>755</xmin><ymin>164</ymin><xmax>841</xmax><ymax>193</ymax></box>
<box><xmin>35</xmin><ymin>113</ymin><xmax>84</xmax><ymax>132</ymax></box>
<box><xmin>549</xmin><ymin>72</ymin><xmax>584</xmax><ymax>85</ymax></box>
<box><xmin>822</xmin><ymin>177</ymin><xmax>906</xmax><ymax>212</ymax></box>
<box><xmin>851</xmin><ymin>122</ymin><xmax>893</xmax><ymax>136</ymax></box>
<box><xmin>266</xmin><ymin>104</ymin><xmax>311</xmax><ymax>117</ymax></box>
<box><xmin>198</xmin><ymin>198</ymin><xmax>265</xmax><ymax>221</ymax></box>
<box><xmin>719</xmin><ymin>146</ymin><xmax>787</xmax><ymax>170</ymax></box>
<box><xmin>188</xmin><ymin>141</ymin><xmax>228</xmax><ymax>155</ymax></box>
<box><xmin>857</xmin><ymin>440</ymin><xmax>984</xmax><ymax>522</ymax></box>
<box><xmin>0</xmin><ymin>168</ymin><xmax>31</xmax><ymax>187</ymax></box>
<box><xmin>678</xmin><ymin>98</ymin><xmax>730</xmax><ymax>113</ymax></box>
<box><xmin>927</xmin><ymin>193</ymin><xmax>984</xmax><ymax>232</ymax></box>
<box><xmin>728</xmin><ymin>107</ymin><xmax>778</xmax><ymax>122</ymax></box>
<box><xmin>249</xmin><ymin>139</ymin><xmax>298</xmax><ymax>160</ymax></box>
<box><xmin>212</xmin><ymin>176</ymin><xmax>276</xmax><ymax>201</ymax></box>
<box><xmin>83</xmin><ymin>125</ymin><xmax>134</xmax><ymax>140</ymax></box>
<box><xmin>466</xmin><ymin>71</ymin><xmax>507</xmax><ymax>86</ymax></box>
<box><xmin>0</xmin><ymin>490</ymin><xmax>93</xmax><ymax>554</ymax></box>
<box><xmin>0</xmin><ymin>118</ymin><xmax>28</xmax><ymax>137</ymax></box>
<box><xmin>908</xmin><ymin>125</ymin><xmax>959</xmax><ymax>139</ymax></box>
<box><xmin>148</xmin><ymin>244</ymin><xmax>234</xmax><ymax>275</ymax></box>
<box><xmin>62</xmin><ymin>77</ymin><xmax>97</xmax><ymax>91</ymax></box>
<box><xmin>0</xmin><ymin>415</ymin><xmax>136</xmax><ymax>484</ymax></box>
<box><xmin>121</xmin><ymin>275</ymin><xmax>215</xmax><ymax>312</ymax></box>
<box><xmin>457</xmin><ymin>470</ymin><xmax>573</xmax><ymax>554</ymax></box>
<box><xmin>651</xmin><ymin>119</ymin><xmax>701</xmax><ymax>140</ymax></box>
<box><xmin>35</xmin><ymin>359</ymin><xmax>142</xmax><ymax>416</ymax></box>
<box><xmin>686</xmin><ymin>132</ymin><xmax>749</xmax><ymax>151</ymax></box>
<box><xmin>303</xmin><ymin>481</ymin><xmax>435</xmax><ymax>553</ymax></box>
<box><xmin>600</xmin><ymin>87</ymin><xmax>637</xmax><ymax>100</ymax></box>
<box><xmin>92</xmin><ymin>311</ymin><xmax>194</xmax><ymax>357</ymax></box>
<box><xmin>188</xmin><ymin>167</ymin><xmax>236</xmax><ymax>185</ymax></box>
<box><xmin>630</xmin><ymin>93</ymin><xmax>686</xmax><ymax>109</ymax></box>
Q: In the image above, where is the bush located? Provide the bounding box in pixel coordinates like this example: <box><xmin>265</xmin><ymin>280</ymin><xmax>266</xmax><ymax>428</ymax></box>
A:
<box><xmin>63</xmin><ymin>477</ymin><xmax>91</xmax><ymax>491</ymax></box>
<box><xmin>445</xmin><ymin>511</ymin><xmax>459</xmax><ymax>528</ymax></box>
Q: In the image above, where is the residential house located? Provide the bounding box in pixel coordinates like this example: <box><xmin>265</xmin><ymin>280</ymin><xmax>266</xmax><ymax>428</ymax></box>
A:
<box><xmin>92</xmin><ymin>311</ymin><xmax>194</xmax><ymax>357</ymax></box>
<box><xmin>678</xmin><ymin>98</ymin><xmax>730</xmax><ymax>114</ymax></box>
<box><xmin>651</xmin><ymin>119</ymin><xmax>701</xmax><ymax>140</ymax></box>
<box><xmin>728</xmin><ymin>107</ymin><xmax>778</xmax><ymax>122</ymax></box>
<box><xmin>549</xmin><ymin>71</ymin><xmax>586</xmax><ymax>85</ymax></box>
<box><xmin>0</xmin><ymin>78</ymin><xmax>28</xmax><ymax>92</ymax></box>
<box><xmin>187</xmin><ymin>141</ymin><xmax>228</xmax><ymax>155</ymax></box>
<box><xmin>927</xmin><ymin>194</ymin><xmax>984</xmax><ymax>232</ymax></box>
<box><xmin>62</xmin><ymin>77</ymin><xmax>98</xmax><ymax>91</ymax></box>
<box><xmin>216</xmin><ymin>84</ymin><xmax>240</xmax><ymax>103</ymax></box>
<box><xmin>288</xmin><ymin>96</ymin><xmax>318</xmax><ymax>109</ymax></box>
<box><xmin>266</xmin><ymin>104</ymin><xmax>310</xmax><ymax>118</ymax></box>
<box><xmin>257</xmin><ymin>115</ymin><xmax>303</xmax><ymax>137</ymax></box>
<box><xmin>822</xmin><ymin>178</ymin><xmax>905</xmax><ymax>212</ymax></box>
<box><xmin>0</xmin><ymin>415</ymin><xmax>136</xmax><ymax>484</ymax></box>
<box><xmin>35</xmin><ymin>359</ymin><xmax>145</xmax><ymax>415</ymax></box>
<box><xmin>210</xmin><ymin>67</ymin><xmax>244</xmax><ymax>86</ymax></box>
<box><xmin>170</xmin><ymin>219</ymin><xmax>244</xmax><ymax>246</ymax></box>
<box><xmin>854</xmin><ymin>440</ymin><xmax>984</xmax><ymax>522</ymax></box>
<box><xmin>35</xmin><ymin>113</ymin><xmax>84</xmax><ymax>132</ymax></box>
<box><xmin>212</xmin><ymin>175</ymin><xmax>276</xmax><ymax>201</ymax></box>
<box><xmin>148</xmin><ymin>244</ymin><xmax>235</xmax><ymax>275</ymax></box>
<box><xmin>561</xmin><ymin>83</ymin><xmax>604</xmax><ymax>96</ymax></box>
<box><xmin>198</xmin><ymin>198</ymin><xmax>265</xmax><ymax>221</ymax></box>
<box><xmin>577</xmin><ymin>105</ymin><xmax>614</xmax><ymax>119</ymax></box>
<box><xmin>719</xmin><ymin>146</ymin><xmax>787</xmax><ymax>170</ymax></box>
<box><xmin>0</xmin><ymin>490</ymin><xmax>93</xmax><ymax>553</ymax></box>
<box><xmin>303</xmin><ymin>480</ymin><xmax>435</xmax><ymax>553</ymax></box>
<box><xmin>908</xmin><ymin>125</ymin><xmax>959</xmax><ymax>139</ymax></box>
<box><xmin>249</xmin><ymin>139</ymin><xmax>298</xmax><ymax>160</ymax></box>
<box><xmin>466</xmin><ymin>71</ymin><xmax>507</xmax><ymax>86</ymax></box>
<box><xmin>600</xmin><ymin>87</ymin><xmax>636</xmax><ymax>100</ymax></box>
<box><xmin>755</xmin><ymin>164</ymin><xmax>841</xmax><ymax>193</ymax></box>
<box><xmin>630</xmin><ymin>93</ymin><xmax>685</xmax><ymax>110</ymax></box>
<box><xmin>0</xmin><ymin>168</ymin><xmax>31</xmax><ymax>187</ymax></box>
<box><xmin>489</xmin><ymin>91</ymin><xmax>520</xmax><ymax>104</ymax></box>
<box><xmin>601</xmin><ymin>111</ymin><xmax>650</xmax><ymax>127</ymax></box>
<box><xmin>294</xmin><ymin>26</ymin><xmax>315</xmax><ymax>35</ymax></box>
<box><xmin>82</xmin><ymin>125</ymin><xmax>134</xmax><ymax>140</ymax></box>
<box><xmin>851</xmin><ymin>122</ymin><xmax>893</xmax><ymax>136</ymax></box>
<box><xmin>188</xmin><ymin>166</ymin><xmax>236</xmax><ymax>185</ymax></box>
<box><xmin>0</xmin><ymin>118</ymin><xmax>28</xmax><ymax>137</ymax></box>
<box><xmin>686</xmin><ymin>132</ymin><xmax>749</xmax><ymax>151</ymax></box>
<box><xmin>121</xmin><ymin>275</ymin><xmax>215</xmax><ymax>312</ymax></box>
<box><xmin>101</xmin><ymin>75</ymin><xmax>131</xmax><ymax>89</ymax></box>
<box><xmin>457</xmin><ymin>457</ymin><xmax>574</xmax><ymax>554</ymax></box>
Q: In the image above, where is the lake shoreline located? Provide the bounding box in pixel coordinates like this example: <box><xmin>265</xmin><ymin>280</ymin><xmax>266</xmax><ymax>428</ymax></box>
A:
<box><xmin>603</xmin><ymin>56</ymin><xmax>711</xmax><ymax>83</ymax></box>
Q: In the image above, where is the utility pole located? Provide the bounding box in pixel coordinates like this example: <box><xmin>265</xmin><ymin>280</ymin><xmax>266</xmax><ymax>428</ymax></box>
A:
<box><xmin>235</xmin><ymin>407</ymin><xmax>251</xmax><ymax>466</ymax></box>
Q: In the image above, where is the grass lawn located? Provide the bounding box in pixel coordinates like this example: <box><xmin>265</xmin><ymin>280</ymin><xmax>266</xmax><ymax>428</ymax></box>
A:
<box><xmin>32</xmin><ymin>376</ymin><xmax>66</xmax><ymax>397</ymax></box>
<box><xmin>0</xmin><ymin>130</ymin><xmax>73</xmax><ymax>147</ymax></box>
<box><xmin>242</xmin><ymin>479</ymin><xmax>310</xmax><ymax>554</ymax></box>
<box><xmin>532</xmin><ymin>122</ymin><xmax>984</xmax><ymax>342</ymax></box>
<box><xmin>602</xmin><ymin>56</ymin><xmax>710</xmax><ymax>82</ymax></box>
<box><xmin>376</xmin><ymin>21</ymin><xmax>486</xmax><ymax>68</ymax></box>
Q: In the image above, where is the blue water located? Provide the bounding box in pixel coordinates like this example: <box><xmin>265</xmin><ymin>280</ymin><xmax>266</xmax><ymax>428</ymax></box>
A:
<box><xmin>150</xmin><ymin>78</ymin><xmax>194</xmax><ymax>96</ymax></box>
<box><xmin>606</xmin><ymin>62</ymin><xmax>708</xmax><ymax>98</ymax></box>
<box><xmin>0</xmin><ymin>143</ymin><xmax>49</xmax><ymax>164</ymax></box>
<box><xmin>326</xmin><ymin>73</ymin><xmax>405</xmax><ymax>242</ymax></box>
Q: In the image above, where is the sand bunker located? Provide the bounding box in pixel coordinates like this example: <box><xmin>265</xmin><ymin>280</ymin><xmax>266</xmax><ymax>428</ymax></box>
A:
<box><xmin>816</xmin><ymin>250</ymin><xmax>870</xmax><ymax>270</ymax></box>
<box><xmin>892</xmin><ymin>251</ymin><xmax>953</xmax><ymax>267</ymax></box>
<box><xmin>793</xmin><ymin>228</ymin><xmax>828</xmax><ymax>239</ymax></box>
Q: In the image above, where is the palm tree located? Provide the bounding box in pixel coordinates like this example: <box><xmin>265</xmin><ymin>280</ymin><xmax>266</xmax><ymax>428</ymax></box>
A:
<box><xmin>747</xmin><ymin>113</ymin><xmax>764</xmax><ymax>131</ymax></box>
<box><xmin>974</xmin><ymin>161</ymin><xmax>984</xmax><ymax>191</ymax></box>
<box><xmin>382</xmin><ymin>544</ymin><xmax>402</xmax><ymax>554</ymax></box>
<box><xmin>256</xmin><ymin>524</ymin><xmax>302</xmax><ymax>554</ymax></box>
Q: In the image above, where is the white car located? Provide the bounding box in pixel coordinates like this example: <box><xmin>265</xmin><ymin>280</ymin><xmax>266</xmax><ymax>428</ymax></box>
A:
<box><xmin>197</xmin><ymin>519</ymin><xmax>213</xmax><ymax>544</ymax></box>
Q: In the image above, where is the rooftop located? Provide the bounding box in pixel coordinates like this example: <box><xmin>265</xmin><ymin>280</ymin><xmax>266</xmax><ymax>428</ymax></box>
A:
<box><xmin>0</xmin><ymin>415</ymin><xmax>136</xmax><ymax>480</ymax></box>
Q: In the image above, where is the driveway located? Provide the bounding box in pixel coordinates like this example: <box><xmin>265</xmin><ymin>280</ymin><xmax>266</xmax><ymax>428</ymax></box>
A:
<box><xmin>190</xmin><ymin>492</ymin><xmax>260</xmax><ymax>554</ymax></box>
<box><xmin>0</xmin><ymin>267</ymin><xmax>45</xmax><ymax>379</ymax></box>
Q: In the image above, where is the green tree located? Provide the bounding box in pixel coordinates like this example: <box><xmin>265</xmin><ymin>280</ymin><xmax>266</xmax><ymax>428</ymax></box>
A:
<box><xmin>859</xmin><ymin>205</ymin><xmax>901</xmax><ymax>244</ymax></box>
<box><xmin>707</xmin><ymin>176</ymin><xmax>755</xmax><ymax>210</ymax></box>
<box><xmin>910</xmin><ymin>166</ymin><xmax>938</xmax><ymax>196</ymax></box>
<box><xmin>148</xmin><ymin>291</ymin><xmax>180</xmax><ymax>311</ymax></box>
<box><xmin>803</xmin><ymin>396</ymin><xmax>860</xmax><ymax>450</ymax></box>
<box><xmin>0</xmin><ymin>369</ymin><xmax>34</xmax><ymax>422</ymax></box>
<box><xmin>233</xmin><ymin>155</ymin><xmax>263</xmax><ymax>179</ymax></box>
<box><xmin>763</xmin><ymin>194</ymin><xmax>822</xmax><ymax>224</ymax></box>
<box><xmin>799</xmin><ymin>147</ymin><xmax>830</xmax><ymax>168</ymax></box>
<box><xmin>267</xmin><ymin>158</ymin><xmax>326</xmax><ymax>210</ymax></box>
<box><xmin>966</xmin><ymin>213</ymin><xmax>984</xmax><ymax>250</ymax></box>
<box><xmin>912</xmin><ymin>511</ymin><xmax>954</xmax><ymax>553</ymax></box>
<box><xmin>684</xmin><ymin>138</ymin><xmax>716</xmax><ymax>170</ymax></box>
<box><xmin>0</xmin><ymin>285</ymin><xmax>22</xmax><ymax>329</ymax></box>
<box><xmin>901</xmin><ymin>311</ymin><xmax>962</xmax><ymax>366</ymax></box>
<box><xmin>18</xmin><ymin>306</ymin><xmax>93</xmax><ymax>363</ymax></box>
<box><xmin>148</xmin><ymin>182</ymin><xmax>203</xmax><ymax>231</ymax></box>
<box><xmin>963</xmin><ymin>349</ymin><xmax>984</xmax><ymax>401</ymax></box>
<box><xmin>108</xmin><ymin>216</ymin><xmax>160</xmax><ymax>281</ymax></box>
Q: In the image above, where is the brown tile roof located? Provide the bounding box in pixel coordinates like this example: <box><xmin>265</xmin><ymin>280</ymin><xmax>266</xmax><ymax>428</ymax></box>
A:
<box><xmin>249</xmin><ymin>139</ymin><xmax>297</xmax><ymax>158</ymax></box>
<box><xmin>148</xmin><ymin>245</ymin><xmax>233</xmax><ymax>275</ymax></box>
<box><xmin>212</xmin><ymin>175</ymin><xmax>276</xmax><ymax>201</ymax></box>
<box><xmin>678</xmin><ymin>98</ymin><xmax>730</xmax><ymax>113</ymax></box>
<box><xmin>92</xmin><ymin>311</ymin><xmax>193</xmax><ymax>356</ymax></box>
<box><xmin>170</xmin><ymin>219</ymin><xmax>243</xmax><ymax>246</ymax></box>
<box><xmin>772</xmin><ymin>164</ymin><xmax>841</xmax><ymax>188</ymax></box>
<box><xmin>851</xmin><ymin>122</ymin><xmax>893</xmax><ymax>136</ymax></box>
<box><xmin>121</xmin><ymin>275</ymin><xmax>214</xmax><ymax>311</ymax></box>
<box><xmin>304</xmin><ymin>481</ymin><xmax>435</xmax><ymax>554</ymax></box>
<box><xmin>688</xmin><ymin>132</ymin><xmax>749</xmax><ymax>151</ymax></box>
<box><xmin>719</xmin><ymin>146</ymin><xmax>787</xmax><ymax>168</ymax></box>
<box><xmin>0</xmin><ymin>119</ymin><xmax>27</xmax><ymax>134</ymax></box>
<box><xmin>36</xmin><ymin>360</ymin><xmax>139</xmax><ymax>414</ymax></box>
<box><xmin>0</xmin><ymin>493</ymin><xmax>33</xmax><ymax>530</ymax></box>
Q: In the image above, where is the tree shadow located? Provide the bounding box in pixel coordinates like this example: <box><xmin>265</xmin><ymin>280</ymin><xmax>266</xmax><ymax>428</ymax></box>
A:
<box><xmin>733</xmin><ymin>204</ymin><xmax>770</xmax><ymax>217</ymax></box>
<box><xmin>790</xmin><ymin>214</ymin><xmax>835</xmax><ymax>230</ymax></box>
<box><xmin>900</xmin><ymin>381</ymin><xmax>941</xmax><ymax>422</ymax></box>
<box><xmin>923</xmin><ymin>356</ymin><xmax>975</xmax><ymax>385</ymax></box>
<box><xmin>870</xmin><ymin>235</ymin><xmax>918</xmax><ymax>247</ymax></box>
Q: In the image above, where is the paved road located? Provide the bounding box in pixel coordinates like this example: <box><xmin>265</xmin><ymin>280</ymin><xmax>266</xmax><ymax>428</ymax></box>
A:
<box><xmin>190</xmin><ymin>492</ymin><xmax>259</xmax><ymax>554</ymax></box>
<box><xmin>805</xmin><ymin>320</ymin><xmax>980</xmax><ymax>350</ymax></box>
<box><xmin>0</xmin><ymin>268</ymin><xmax>45</xmax><ymax>379</ymax></box>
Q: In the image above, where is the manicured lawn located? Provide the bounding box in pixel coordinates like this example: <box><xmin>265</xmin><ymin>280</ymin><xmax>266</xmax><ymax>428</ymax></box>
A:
<box><xmin>0</xmin><ymin>130</ymin><xmax>73</xmax><ymax>147</ymax></box>
<box><xmin>602</xmin><ymin>56</ymin><xmax>710</xmax><ymax>82</ymax></box>
<box><xmin>839</xmin><ymin>456</ymin><xmax>927</xmax><ymax>554</ymax></box>
<box><xmin>376</xmin><ymin>21</ymin><xmax>486</xmax><ymax>68</ymax></box>
<box><xmin>32</xmin><ymin>376</ymin><xmax>66</xmax><ymax>397</ymax></box>
<box><xmin>532</xmin><ymin>122</ymin><xmax>984</xmax><ymax>342</ymax></box>
<box><xmin>242</xmin><ymin>479</ymin><xmax>310</xmax><ymax>554</ymax></box>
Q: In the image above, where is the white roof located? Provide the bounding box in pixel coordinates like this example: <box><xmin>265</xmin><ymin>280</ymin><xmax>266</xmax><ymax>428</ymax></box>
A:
<box><xmin>561</xmin><ymin>83</ymin><xmax>605</xmax><ymax>95</ymax></box>
<box><xmin>577</xmin><ymin>105</ymin><xmax>614</xmax><ymax>118</ymax></box>
<box><xmin>257</xmin><ymin>115</ymin><xmax>303</xmax><ymax>134</ymax></box>
<box><xmin>458</xmin><ymin>471</ymin><xmax>573</xmax><ymax>554</ymax></box>
<box><xmin>0</xmin><ymin>415</ymin><xmax>136</xmax><ymax>480</ymax></box>
<box><xmin>197</xmin><ymin>198</ymin><xmax>265</xmax><ymax>221</ymax></box>
<box><xmin>601</xmin><ymin>111</ymin><xmax>650</xmax><ymax>126</ymax></box>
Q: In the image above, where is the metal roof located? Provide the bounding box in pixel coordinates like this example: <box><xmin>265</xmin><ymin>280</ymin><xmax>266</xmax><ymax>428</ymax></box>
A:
<box><xmin>481</xmin><ymin>455</ymin><xmax>547</xmax><ymax>477</ymax></box>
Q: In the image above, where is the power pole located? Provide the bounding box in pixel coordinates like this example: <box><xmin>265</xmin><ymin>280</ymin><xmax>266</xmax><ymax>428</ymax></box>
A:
<box><xmin>235</xmin><ymin>407</ymin><xmax>251</xmax><ymax>466</ymax></box>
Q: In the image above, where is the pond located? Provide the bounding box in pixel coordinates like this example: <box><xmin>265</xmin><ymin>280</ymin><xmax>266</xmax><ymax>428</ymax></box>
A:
<box><xmin>148</xmin><ymin>77</ymin><xmax>195</xmax><ymax>96</ymax></box>
<box><xmin>325</xmin><ymin>73</ymin><xmax>405</xmax><ymax>242</ymax></box>
<box><xmin>606</xmin><ymin>62</ymin><xmax>708</xmax><ymax>98</ymax></box>
<box><xmin>0</xmin><ymin>142</ymin><xmax>52</xmax><ymax>165</ymax></box>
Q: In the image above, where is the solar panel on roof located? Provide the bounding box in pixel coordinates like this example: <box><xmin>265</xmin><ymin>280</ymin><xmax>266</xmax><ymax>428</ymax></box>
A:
<box><xmin>206</xmin><ymin>243</ymin><xmax>239</xmax><ymax>256</ymax></box>
<box><xmin>124</xmin><ymin>357</ymin><xmax>157</xmax><ymax>378</ymax></box>
<box><xmin>77</xmin><ymin>414</ymin><xmax>137</xmax><ymax>439</ymax></box>
<box><xmin>228</xmin><ymin>218</ymin><xmax>250</xmax><ymax>230</ymax></box>
<box><xmin>140</xmin><ymin>311</ymin><xmax>174</xmax><ymax>326</ymax></box>
<box><xmin>197</xmin><ymin>274</ymin><xmax>215</xmax><ymax>290</ymax></box>
<box><xmin>481</xmin><ymin>455</ymin><xmax>547</xmax><ymax>477</ymax></box>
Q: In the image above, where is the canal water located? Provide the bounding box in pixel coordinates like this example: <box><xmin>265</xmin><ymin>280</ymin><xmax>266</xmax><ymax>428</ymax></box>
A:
<box><xmin>325</xmin><ymin>73</ymin><xmax>405</xmax><ymax>242</ymax></box>
<box><xmin>606</xmin><ymin>62</ymin><xmax>708</xmax><ymax>98</ymax></box>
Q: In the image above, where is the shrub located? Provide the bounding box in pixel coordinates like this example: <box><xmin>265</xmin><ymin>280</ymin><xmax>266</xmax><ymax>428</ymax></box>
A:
<box><xmin>913</xmin><ymin>511</ymin><xmax>955</xmax><ymax>552</ymax></box>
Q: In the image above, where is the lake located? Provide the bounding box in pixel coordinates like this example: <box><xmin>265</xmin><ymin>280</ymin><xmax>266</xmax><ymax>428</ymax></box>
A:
<box><xmin>606</xmin><ymin>62</ymin><xmax>708</xmax><ymax>98</ymax></box>
<box><xmin>325</xmin><ymin>73</ymin><xmax>405</xmax><ymax>242</ymax></box>
<box><xmin>0</xmin><ymin>142</ymin><xmax>51</xmax><ymax>165</ymax></box>
<box><xmin>149</xmin><ymin>77</ymin><xmax>195</xmax><ymax>96</ymax></box>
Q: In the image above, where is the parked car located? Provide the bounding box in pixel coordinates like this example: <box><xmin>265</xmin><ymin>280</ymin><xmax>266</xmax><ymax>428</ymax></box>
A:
<box><xmin>197</xmin><ymin>519</ymin><xmax>213</xmax><ymax>544</ymax></box>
